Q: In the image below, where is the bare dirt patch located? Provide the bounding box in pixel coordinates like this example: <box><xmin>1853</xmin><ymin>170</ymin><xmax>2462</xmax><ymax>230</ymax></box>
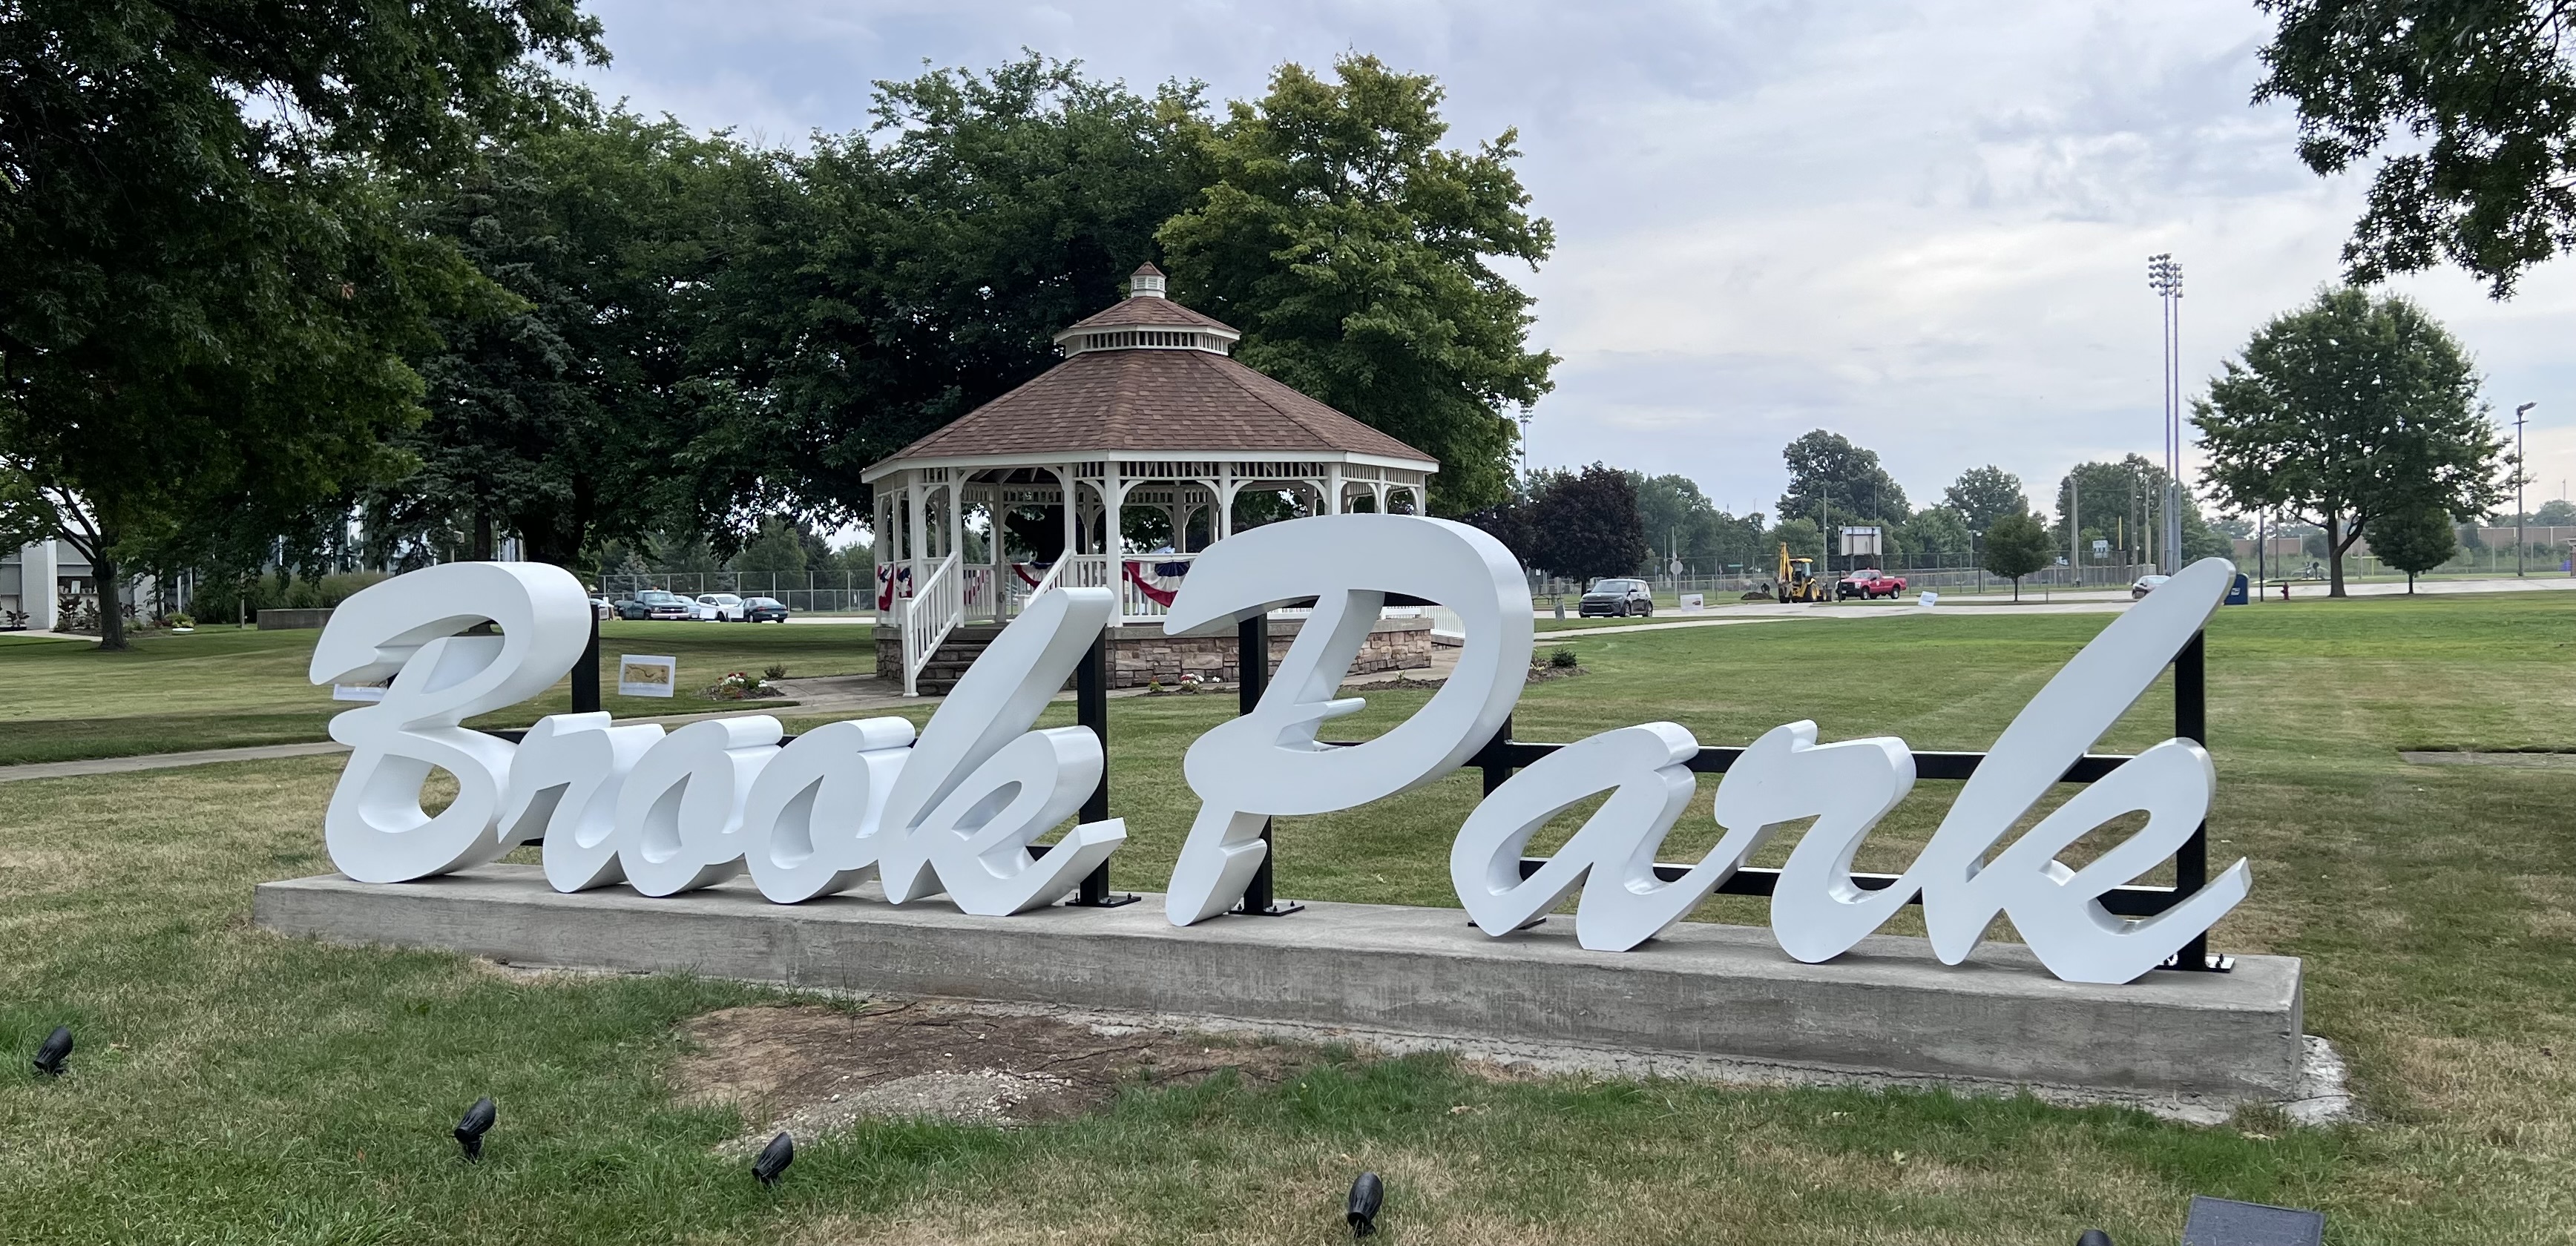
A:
<box><xmin>673</xmin><ymin>1001</ymin><xmax>1317</xmax><ymax>1147</ymax></box>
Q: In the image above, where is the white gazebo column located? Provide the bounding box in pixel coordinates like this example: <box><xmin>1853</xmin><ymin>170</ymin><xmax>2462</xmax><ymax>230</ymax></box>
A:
<box><xmin>1326</xmin><ymin>466</ymin><xmax>1345</xmax><ymax>515</ymax></box>
<box><xmin>1051</xmin><ymin>465</ymin><xmax>1077</xmax><ymax>567</ymax></box>
<box><xmin>1370</xmin><ymin>481</ymin><xmax>1390</xmax><ymax>513</ymax></box>
<box><xmin>24</xmin><ymin>540</ymin><xmax>56</xmax><ymax>631</ymax></box>
<box><xmin>944</xmin><ymin>480</ymin><xmax>963</xmax><ymax>569</ymax></box>
<box><xmin>905</xmin><ymin>477</ymin><xmax>925</xmax><ymax>570</ymax></box>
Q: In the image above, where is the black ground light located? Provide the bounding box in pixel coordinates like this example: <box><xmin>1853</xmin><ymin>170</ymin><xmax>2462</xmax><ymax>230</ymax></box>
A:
<box><xmin>752</xmin><ymin>1132</ymin><xmax>794</xmax><ymax>1185</ymax></box>
<box><xmin>2077</xmin><ymin>1230</ymin><xmax>2114</xmax><ymax>1246</ymax></box>
<box><xmin>1344</xmin><ymin>1170</ymin><xmax>1384</xmax><ymax>1237</ymax></box>
<box><xmin>454</xmin><ymin>1096</ymin><xmax>496</xmax><ymax>1161</ymax></box>
<box><xmin>32</xmin><ymin>1025</ymin><xmax>70</xmax><ymax>1077</ymax></box>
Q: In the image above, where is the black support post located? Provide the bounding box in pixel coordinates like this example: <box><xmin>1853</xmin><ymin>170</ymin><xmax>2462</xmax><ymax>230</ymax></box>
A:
<box><xmin>571</xmin><ymin>609</ymin><xmax>602</xmax><ymax>714</ymax></box>
<box><xmin>1064</xmin><ymin>632</ymin><xmax>1137</xmax><ymax>908</ymax></box>
<box><xmin>1232</xmin><ymin>611</ymin><xmax>1301</xmax><ymax>917</ymax></box>
<box><xmin>2169</xmin><ymin>629</ymin><xmax>2227</xmax><ymax>971</ymax></box>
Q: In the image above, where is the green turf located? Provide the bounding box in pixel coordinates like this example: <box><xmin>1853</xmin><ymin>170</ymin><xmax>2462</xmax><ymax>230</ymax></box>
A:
<box><xmin>3</xmin><ymin>593</ymin><xmax>2573</xmax><ymax>1242</ymax></box>
<box><xmin>0</xmin><ymin>622</ymin><xmax>883</xmax><ymax>765</ymax></box>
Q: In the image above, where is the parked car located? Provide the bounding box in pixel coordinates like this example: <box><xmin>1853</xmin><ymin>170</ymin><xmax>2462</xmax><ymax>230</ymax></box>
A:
<box><xmin>2130</xmin><ymin>574</ymin><xmax>2171</xmax><ymax>600</ymax></box>
<box><xmin>691</xmin><ymin>592</ymin><xmax>748</xmax><ymax>622</ymax></box>
<box><xmin>614</xmin><ymin>590</ymin><xmax>692</xmax><ymax>621</ymax></box>
<box><xmin>744</xmin><ymin>596</ymin><xmax>790</xmax><ymax>623</ymax></box>
<box><xmin>1578</xmin><ymin>578</ymin><xmax>1655</xmax><ymax>618</ymax></box>
<box><xmin>1836</xmin><ymin>569</ymin><xmax>1908</xmax><ymax>600</ymax></box>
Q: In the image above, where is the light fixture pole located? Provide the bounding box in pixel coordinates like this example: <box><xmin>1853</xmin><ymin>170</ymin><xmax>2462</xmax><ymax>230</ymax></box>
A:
<box><xmin>2514</xmin><ymin>402</ymin><xmax>2535</xmax><ymax>576</ymax></box>
<box><xmin>1517</xmin><ymin>411</ymin><xmax>1532</xmax><ymax>495</ymax></box>
<box><xmin>2148</xmin><ymin>254</ymin><xmax>2185</xmax><ymax>573</ymax></box>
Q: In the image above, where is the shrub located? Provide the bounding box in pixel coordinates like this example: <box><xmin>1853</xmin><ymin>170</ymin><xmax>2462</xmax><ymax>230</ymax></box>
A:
<box><xmin>1550</xmin><ymin>647</ymin><xmax>1580</xmax><ymax>669</ymax></box>
<box><xmin>762</xmin><ymin>662</ymin><xmax>789</xmax><ymax>682</ymax></box>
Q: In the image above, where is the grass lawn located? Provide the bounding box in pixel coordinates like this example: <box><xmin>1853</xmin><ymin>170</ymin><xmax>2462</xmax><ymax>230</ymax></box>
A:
<box><xmin>4</xmin><ymin>593</ymin><xmax>2574</xmax><ymax>1242</ymax></box>
<box><xmin>0</xmin><ymin>622</ymin><xmax>883</xmax><ymax>765</ymax></box>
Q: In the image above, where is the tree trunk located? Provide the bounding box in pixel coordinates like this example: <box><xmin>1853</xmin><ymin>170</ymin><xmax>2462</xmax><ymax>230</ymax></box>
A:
<box><xmin>472</xmin><ymin>501</ymin><xmax>494</xmax><ymax>562</ymax></box>
<box><xmin>95</xmin><ymin>549</ymin><xmax>128</xmax><ymax>650</ymax></box>
<box><xmin>2324</xmin><ymin>512</ymin><xmax>2348</xmax><ymax>598</ymax></box>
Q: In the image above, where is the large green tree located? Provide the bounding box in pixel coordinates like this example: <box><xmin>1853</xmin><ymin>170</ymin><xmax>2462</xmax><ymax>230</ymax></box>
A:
<box><xmin>1528</xmin><ymin>464</ymin><xmax>1647</xmax><ymax>584</ymax></box>
<box><xmin>1940</xmin><ymin>466</ymin><xmax>2028</xmax><ymax>533</ymax></box>
<box><xmin>2195</xmin><ymin>288</ymin><xmax>2507</xmax><ymax>597</ymax></box>
<box><xmin>381</xmin><ymin>108</ymin><xmax>752</xmax><ymax>568</ymax></box>
<box><xmin>2051</xmin><ymin>454</ymin><xmax>2229</xmax><ymax>568</ymax></box>
<box><xmin>681</xmin><ymin>56</ymin><xmax>1207</xmax><ymax>535</ymax></box>
<box><xmin>2256</xmin><ymin>0</ymin><xmax>2576</xmax><ymax>296</ymax></box>
<box><xmin>0</xmin><ymin>0</ymin><xmax>601</xmax><ymax>647</ymax></box>
<box><xmin>1777</xmin><ymin>430</ymin><xmax>1909</xmax><ymax>533</ymax></box>
<box><xmin>1159</xmin><ymin>55</ymin><xmax>1556</xmax><ymax>514</ymax></box>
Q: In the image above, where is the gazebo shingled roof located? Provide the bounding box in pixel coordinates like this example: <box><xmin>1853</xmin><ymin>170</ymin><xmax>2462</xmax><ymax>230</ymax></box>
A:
<box><xmin>865</xmin><ymin>266</ymin><xmax>1434</xmax><ymax>475</ymax></box>
<box><xmin>873</xmin><ymin>346</ymin><xmax>1431</xmax><ymax>464</ymax></box>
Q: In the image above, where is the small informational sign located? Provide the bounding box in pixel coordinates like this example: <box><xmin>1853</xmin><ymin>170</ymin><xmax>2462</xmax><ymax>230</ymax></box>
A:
<box><xmin>1917</xmin><ymin>591</ymin><xmax>1939</xmax><ymax>608</ymax></box>
<box><xmin>331</xmin><ymin>682</ymin><xmax>390</xmax><ymax>702</ymax></box>
<box><xmin>2092</xmin><ymin>538</ymin><xmax>2111</xmax><ymax>556</ymax></box>
<box><xmin>1678</xmin><ymin>593</ymin><xmax>1704</xmax><ymax>612</ymax></box>
<box><xmin>1839</xmin><ymin>526</ymin><xmax>1882</xmax><ymax>556</ymax></box>
<box><xmin>618</xmin><ymin>655</ymin><xmax>677</xmax><ymax>698</ymax></box>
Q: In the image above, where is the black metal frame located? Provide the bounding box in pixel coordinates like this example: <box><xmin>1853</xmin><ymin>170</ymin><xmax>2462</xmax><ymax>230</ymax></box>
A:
<box><xmin>525</xmin><ymin>610</ymin><xmax>2226</xmax><ymax>969</ymax></box>
<box><xmin>1440</xmin><ymin>630</ymin><xmax>2225</xmax><ymax>972</ymax></box>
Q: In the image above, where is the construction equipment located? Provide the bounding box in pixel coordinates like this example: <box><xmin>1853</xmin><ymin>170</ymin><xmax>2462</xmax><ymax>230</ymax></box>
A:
<box><xmin>1774</xmin><ymin>544</ymin><xmax>1828</xmax><ymax>604</ymax></box>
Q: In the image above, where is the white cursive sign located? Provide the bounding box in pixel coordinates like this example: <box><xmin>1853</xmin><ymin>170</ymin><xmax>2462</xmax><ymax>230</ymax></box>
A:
<box><xmin>309</xmin><ymin>519</ymin><xmax>2250</xmax><ymax>984</ymax></box>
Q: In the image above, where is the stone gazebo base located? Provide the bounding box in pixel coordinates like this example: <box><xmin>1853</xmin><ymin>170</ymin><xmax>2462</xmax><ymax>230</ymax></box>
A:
<box><xmin>874</xmin><ymin>616</ymin><xmax>1433</xmax><ymax>693</ymax></box>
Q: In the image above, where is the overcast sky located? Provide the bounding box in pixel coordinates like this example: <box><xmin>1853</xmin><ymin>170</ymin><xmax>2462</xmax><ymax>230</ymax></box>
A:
<box><xmin>571</xmin><ymin>0</ymin><xmax>2576</xmax><ymax>522</ymax></box>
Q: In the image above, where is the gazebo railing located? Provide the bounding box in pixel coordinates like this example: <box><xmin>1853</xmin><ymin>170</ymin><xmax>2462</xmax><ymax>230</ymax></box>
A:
<box><xmin>901</xmin><ymin>551</ymin><xmax>965</xmax><ymax>696</ymax></box>
<box><xmin>885</xmin><ymin>551</ymin><xmax>1199</xmax><ymax>635</ymax></box>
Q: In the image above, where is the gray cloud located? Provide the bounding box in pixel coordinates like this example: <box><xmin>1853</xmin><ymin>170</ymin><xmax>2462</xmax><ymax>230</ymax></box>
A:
<box><xmin>573</xmin><ymin>0</ymin><xmax>2576</xmax><ymax>516</ymax></box>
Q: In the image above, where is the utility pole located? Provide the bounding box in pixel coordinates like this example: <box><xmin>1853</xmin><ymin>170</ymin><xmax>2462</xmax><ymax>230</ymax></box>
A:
<box><xmin>1517</xmin><ymin>411</ymin><xmax>1532</xmax><ymax>495</ymax></box>
<box><xmin>2149</xmin><ymin>254</ymin><xmax>2185</xmax><ymax>573</ymax></box>
<box><xmin>2514</xmin><ymin>402</ymin><xmax>2536</xmax><ymax>576</ymax></box>
<box><xmin>2070</xmin><ymin>475</ymin><xmax>2080</xmax><ymax>584</ymax></box>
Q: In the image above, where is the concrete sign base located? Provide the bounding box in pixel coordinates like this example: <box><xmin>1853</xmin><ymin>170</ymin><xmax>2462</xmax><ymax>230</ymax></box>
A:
<box><xmin>254</xmin><ymin>864</ymin><xmax>2302</xmax><ymax>1100</ymax></box>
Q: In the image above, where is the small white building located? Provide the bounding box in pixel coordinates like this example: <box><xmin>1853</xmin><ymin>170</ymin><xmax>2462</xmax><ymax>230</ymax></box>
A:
<box><xmin>0</xmin><ymin>538</ymin><xmax>91</xmax><ymax>630</ymax></box>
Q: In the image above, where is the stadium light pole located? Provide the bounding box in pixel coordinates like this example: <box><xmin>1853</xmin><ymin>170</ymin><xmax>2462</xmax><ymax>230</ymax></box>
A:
<box><xmin>2515</xmin><ymin>401</ymin><xmax>2535</xmax><ymax>576</ymax></box>
<box><xmin>2147</xmin><ymin>254</ymin><xmax>2185</xmax><ymax>573</ymax></box>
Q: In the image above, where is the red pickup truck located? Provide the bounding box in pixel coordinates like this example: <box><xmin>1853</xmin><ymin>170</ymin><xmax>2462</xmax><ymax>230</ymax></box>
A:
<box><xmin>1835</xmin><ymin>570</ymin><xmax>1908</xmax><ymax>600</ymax></box>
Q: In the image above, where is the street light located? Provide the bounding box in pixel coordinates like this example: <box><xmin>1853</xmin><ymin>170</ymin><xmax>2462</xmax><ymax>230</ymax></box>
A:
<box><xmin>2514</xmin><ymin>402</ymin><xmax>2536</xmax><ymax>576</ymax></box>
<box><xmin>2147</xmin><ymin>254</ymin><xmax>2185</xmax><ymax>573</ymax></box>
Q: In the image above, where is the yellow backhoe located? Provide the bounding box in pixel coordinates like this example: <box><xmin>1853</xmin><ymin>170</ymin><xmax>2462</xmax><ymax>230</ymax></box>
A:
<box><xmin>1775</xmin><ymin>544</ymin><xmax>1828</xmax><ymax>604</ymax></box>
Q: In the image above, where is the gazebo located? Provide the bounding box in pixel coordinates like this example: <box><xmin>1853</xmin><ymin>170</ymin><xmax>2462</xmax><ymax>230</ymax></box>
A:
<box><xmin>864</xmin><ymin>264</ymin><xmax>1440</xmax><ymax>693</ymax></box>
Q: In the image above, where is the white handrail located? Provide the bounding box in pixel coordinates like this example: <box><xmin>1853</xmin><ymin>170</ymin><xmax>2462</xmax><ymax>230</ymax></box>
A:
<box><xmin>1026</xmin><ymin>555</ymin><xmax>1068</xmax><ymax>601</ymax></box>
<box><xmin>901</xmin><ymin>551</ymin><xmax>964</xmax><ymax>697</ymax></box>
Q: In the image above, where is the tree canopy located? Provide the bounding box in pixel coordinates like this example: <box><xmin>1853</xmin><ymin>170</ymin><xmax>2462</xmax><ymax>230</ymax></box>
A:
<box><xmin>2256</xmin><ymin>0</ymin><xmax>2576</xmax><ymax>296</ymax></box>
<box><xmin>1979</xmin><ymin>512</ymin><xmax>2055</xmax><ymax>601</ymax></box>
<box><xmin>1777</xmin><ymin>430</ymin><xmax>1909</xmax><ymax>533</ymax></box>
<box><xmin>1160</xmin><ymin>55</ymin><xmax>1556</xmax><ymax>514</ymax></box>
<box><xmin>1940</xmin><ymin>466</ymin><xmax>2028</xmax><ymax>534</ymax></box>
<box><xmin>0</xmin><ymin>0</ymin><xmax>604</xmax><ymax>647</ymax></box>
<box><xmin>2366</xmin><ymin>502</ymin><xmax>2457</xmax><ymax>591</ymax></box>
<box><xmin>2195</xmin><ymin>287</ymin><xmax>2506</xmax><ymax>596</ymax></box>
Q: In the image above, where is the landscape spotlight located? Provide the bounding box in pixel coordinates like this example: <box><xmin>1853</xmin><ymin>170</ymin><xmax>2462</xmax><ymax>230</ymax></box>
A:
<box><xmin>33</xmin><ymin>1026</ymin><xmax>71</xmax><ymax>1078</ymax></box>
<box><xmin>752</xmin><ymin>1132</ymin><xmax>794</xmax><ymax>1186</ymax></box>
<box><xmin>1345</xmin><ymin>1170</ymin><xmax>1384</xmax><ymax>1237</ymax></box>
<box><xmin>2077</xmin><ymin>1231</ymin><xmax>2114</xmax><ymax>1246</ymax></box>
<box><xmin>454</xmin><ymin>1095</ymin><xmax>496</xmax><ymax>1161</ymax></box>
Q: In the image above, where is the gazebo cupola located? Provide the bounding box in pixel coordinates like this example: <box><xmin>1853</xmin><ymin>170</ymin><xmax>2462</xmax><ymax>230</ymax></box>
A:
<box><xmin>864</xmin><ymin>264</ymin><xmax>1439</xmax><ymax>692</ymax></box>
